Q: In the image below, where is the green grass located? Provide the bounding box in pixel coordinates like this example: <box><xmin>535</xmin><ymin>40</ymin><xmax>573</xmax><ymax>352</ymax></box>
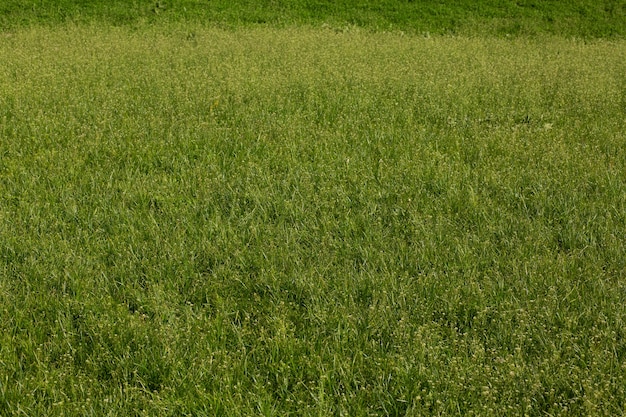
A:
<box><xmin>1</xmin><ymin>21</ymin><xmax>626</xmax><ymax>417</ymax></box>
<box><xmin>1</xmin><ymin>0</ymin><xmax>626</xmax><ymax>37</ymax></box>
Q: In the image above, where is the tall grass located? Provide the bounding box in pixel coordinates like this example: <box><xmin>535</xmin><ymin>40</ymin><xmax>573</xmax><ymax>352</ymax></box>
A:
<box><xmin>1</xmin><ymin>25</ymin><xmax>625</xmax><ymax>415</ymax></box>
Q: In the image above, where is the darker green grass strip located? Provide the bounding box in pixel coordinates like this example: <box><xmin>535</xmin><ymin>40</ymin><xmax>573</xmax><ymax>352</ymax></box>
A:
<box><xmin>1</xmin><ymin>0</ymin><xmax>625</xmax><ymax>37</ymax></box>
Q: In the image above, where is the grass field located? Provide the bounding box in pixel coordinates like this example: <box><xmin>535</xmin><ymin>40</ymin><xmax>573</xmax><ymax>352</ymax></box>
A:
<box><xmin>1</xmin><ymin>0</ymin><xmax>626</xmax><ymax>37</ymax></box>
<box><xmin>1</xmin><ymin>3</ymin><xmax>626</xmax><ymax>416</ymax></box>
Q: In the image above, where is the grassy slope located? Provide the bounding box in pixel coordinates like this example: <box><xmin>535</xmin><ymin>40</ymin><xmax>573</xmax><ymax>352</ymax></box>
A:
<box><xmin>1</xmin><ymin>25</ymin><xmax>625</xmax><ymax>415</ymax></box>
<box><xmin>1</xmin><ymin>0</ymin><xmax>626</xmax><ymax>37</ymax></box>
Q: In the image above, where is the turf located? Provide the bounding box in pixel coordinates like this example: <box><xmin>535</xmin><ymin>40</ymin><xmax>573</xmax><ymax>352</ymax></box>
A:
<box><xmin>1</xmin><ymin>23</ymin><xmax>625</xmax><ymax>415</ymax></box>
<box><xmin>1</xmin><ymin>0</ymin><xmax>626</xmax><ymax>37</ymax></box>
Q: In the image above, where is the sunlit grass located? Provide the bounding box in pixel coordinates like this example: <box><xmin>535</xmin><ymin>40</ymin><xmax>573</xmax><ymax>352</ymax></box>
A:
<box><xmin>1</xmin><ymin>24</ymin><xmax>625</xmax><ymax>415</ymax></box>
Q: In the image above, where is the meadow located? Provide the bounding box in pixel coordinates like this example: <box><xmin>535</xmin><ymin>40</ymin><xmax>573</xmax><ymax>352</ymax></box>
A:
<box><xmin>1</xmin><ymin>7</ymin><xmax>626</xmax><ymax>417</ymax></box>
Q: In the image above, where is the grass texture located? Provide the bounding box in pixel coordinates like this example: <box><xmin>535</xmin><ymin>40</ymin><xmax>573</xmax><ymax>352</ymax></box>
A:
<box><xmin>1</xmin><ymin>0</ymin><xmax>626</xmax><ymax>37</ymax></box>
<box><xmin>1</xmin><ymin>25</ymin><xmax>626</xmax><ymax>415</ymax></box>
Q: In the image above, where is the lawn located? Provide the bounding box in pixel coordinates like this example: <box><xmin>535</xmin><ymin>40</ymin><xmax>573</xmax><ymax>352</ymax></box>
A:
<box><xmin>1</xmin><ymin>15</ymin><xmax>625</xmax><ymax>417</ymax></box>
<box><xmin>1</xmin><ymin>0</ymin><xmax>625</xmax><ymax>37</ymax></box>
